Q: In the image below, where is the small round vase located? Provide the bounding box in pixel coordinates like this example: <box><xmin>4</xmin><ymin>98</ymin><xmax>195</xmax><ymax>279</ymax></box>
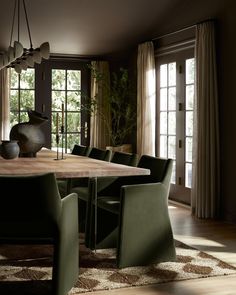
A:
<box><xmin>0</xmin><ymin>140</ymin><xmax>20</xmax><ymax>159</ymax></box>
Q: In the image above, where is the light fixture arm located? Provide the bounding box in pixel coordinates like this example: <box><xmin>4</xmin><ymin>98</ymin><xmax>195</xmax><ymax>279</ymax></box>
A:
<box><xmin>17</xmin><ymin>0</ymin><xmax>20</xmax><ymax>42</ymax></box>
<box><xmin>22</xmin><ymin>0</ymin><xmax>33</xmax><ymax>49</ymax></box>
<box><xmin>9</xmin><ymin>0</ymin><xmax>17</xmax><ymax>46</ymax></box>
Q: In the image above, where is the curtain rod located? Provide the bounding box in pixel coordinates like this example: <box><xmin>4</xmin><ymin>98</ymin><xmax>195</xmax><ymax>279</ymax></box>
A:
<box><xmin>152</xmin><ymin>24</ymin><xmax>196</xmax><ymax>41</ymax></box>
<box><xmin>152</xmin><ymin>19</ymin><xmax>215</xmax><ymax>41</ymax></box>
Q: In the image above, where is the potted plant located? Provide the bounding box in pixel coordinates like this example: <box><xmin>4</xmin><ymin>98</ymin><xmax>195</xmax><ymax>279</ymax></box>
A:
<box><xmin>84</xmin><ymin>66</ymin><xmax>136</xmax><ymax>152</ymax></box>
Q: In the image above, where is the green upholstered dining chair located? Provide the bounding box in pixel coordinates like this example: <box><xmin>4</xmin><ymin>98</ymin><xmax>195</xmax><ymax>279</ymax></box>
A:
<box><xmin>71</xmin><ymin>151</ymin><xmax>138</xmax><ymax>235</ymax></box>
<box><xmin>85</xmin><ymin>155</ymin><xmax>176</xmax><ymax>268</ymax></box>
<box><xmin>88</xmin><ymin>147</ymin><xmax>112</xmax><ymax>161</ymax></box>
<box><xmin>71</xmin><ymin>144</ymin><xmax>91</xmax><ymax>156</ymax></box>
<box><xmin>0</xmin><ymin>173</ymin><xmax>79</xmax><ymax>295</ymax></box>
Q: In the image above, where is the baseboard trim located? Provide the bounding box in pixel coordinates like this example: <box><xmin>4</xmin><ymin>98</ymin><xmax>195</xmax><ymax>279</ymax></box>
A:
<box><xmin>169</xmin><ymin>199</ymin><xmax>191</xmax><ymax>210</ymax></box>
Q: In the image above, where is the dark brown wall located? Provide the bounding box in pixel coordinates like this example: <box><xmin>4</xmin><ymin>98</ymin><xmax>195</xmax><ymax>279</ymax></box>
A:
<box><xmin>217</xmin><ymin>1</ymin><xmax>236</xmax><ymax>222</ymax></box>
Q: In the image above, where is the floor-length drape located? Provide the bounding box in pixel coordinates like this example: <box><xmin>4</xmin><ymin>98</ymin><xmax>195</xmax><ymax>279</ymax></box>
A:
<box><xmin>137</xmin><ymin>41</ymin><xmax>156</xmax><ymax>156</ymax></box>
<box><xmin>0</xmin><ymin>68</ymin><xmax>10</xmax><ymax>141</ymax></box>
<box><xmin>90</xmin><ymin>61</ymin><xmax>111</xmax><ymax>149</ymax></box>
<box><xmin>191</xmin><ymin>21</ymin><xmax>220</xmax><ymax>218</ymax></box>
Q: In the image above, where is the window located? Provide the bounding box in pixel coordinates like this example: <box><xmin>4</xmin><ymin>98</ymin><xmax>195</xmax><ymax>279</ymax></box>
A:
<box><xmin>9</xmin><ymin>68</ymin><xmax>35</xmax><ymax>126</ymax></box>
<box><xmin>9</xmin><ymin>59</ymin><xmax>90</xmax><ymax>152</ymax></box>
<box><xmin>156</xmin><ymin>48</ymin><xmax>195</xmax><ymax>204</ymax></box>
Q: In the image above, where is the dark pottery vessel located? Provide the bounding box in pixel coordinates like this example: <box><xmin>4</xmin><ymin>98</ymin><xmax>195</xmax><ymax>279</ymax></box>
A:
<box><xmin>10</xmin><ymin>110</ymin><xmax>48</xmax><ymax>157</ymax></box>
<box><xmin>0</xmin><ymin>140</ymin><xmax>20</xmax><ymax>159</ymax></box>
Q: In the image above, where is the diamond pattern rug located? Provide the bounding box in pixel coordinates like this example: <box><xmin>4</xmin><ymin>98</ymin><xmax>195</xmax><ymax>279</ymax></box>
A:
<box><xmin>0</xmin><ymin>239</ymin><xmax>236</xmax><ymax>294</ymax></box>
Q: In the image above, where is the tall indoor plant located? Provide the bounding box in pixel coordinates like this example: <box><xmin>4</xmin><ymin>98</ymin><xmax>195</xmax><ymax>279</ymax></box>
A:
<box><xmin>84</xmin><ymin>66</ymin><xmax>136</xmax><ymax>151</ymax></box>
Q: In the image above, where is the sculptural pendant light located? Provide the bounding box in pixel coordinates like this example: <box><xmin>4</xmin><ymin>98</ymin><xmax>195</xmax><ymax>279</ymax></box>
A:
<box><xmin>0</xmin><ymin>0</ymin><xmax>50</xmax><ymax>73</ymax></box>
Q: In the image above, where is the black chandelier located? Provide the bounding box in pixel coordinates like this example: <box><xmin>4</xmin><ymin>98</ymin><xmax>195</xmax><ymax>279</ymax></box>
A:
<box><xmin>0</xmin><ymin>0</ymin><xmax>50</xmax><ymax>73</ymax></box>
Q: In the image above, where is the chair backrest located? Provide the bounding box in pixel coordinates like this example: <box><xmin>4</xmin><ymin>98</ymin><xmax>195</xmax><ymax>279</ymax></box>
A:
<box><xmin>138</xmin><ymin>155</ymin><xmax>169</xmax><ymax>182</ymax></box>
<box><xmin>0</xmin><ymin>173</ymin><xmax>61</xmax><ymax>238</ymax></box>
<box><xmin>98</xmin><ymin>155</ymin><xmax>172</xmax><ymax>196</ymax></box>
<box><xmin>111</xmin><ymin>151</ymin><xmax>138</xmax><ymax>167</ymax></box>
<box><xmin>88</xmin><ymin>147</ymin><xmax>112</xmax><ymax>161</ymax></box>
<box><xmin>72</xmin><ymin>144</ymin><xmax>91</xmax><ymax>156</ymax></box>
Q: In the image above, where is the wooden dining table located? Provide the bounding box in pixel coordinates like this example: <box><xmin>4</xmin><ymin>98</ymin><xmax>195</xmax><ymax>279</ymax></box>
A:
<box><xmin>0</xmin><ymin>148</ymin><xmax>150</xmax><ymax>178</ymax></box>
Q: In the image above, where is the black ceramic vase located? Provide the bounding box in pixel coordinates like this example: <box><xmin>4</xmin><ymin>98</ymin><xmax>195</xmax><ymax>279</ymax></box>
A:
<box><xmin>10</xmin><ymin>110</ymin><xmax>48</xmax><ymax>157</ymax></box>
<box><xmin>0</xmin><ymin>140</ymin><xmax>20</xmax><ymax>159</ymax></box>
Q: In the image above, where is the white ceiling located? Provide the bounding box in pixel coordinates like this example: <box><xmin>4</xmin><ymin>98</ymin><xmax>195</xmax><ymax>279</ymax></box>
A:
<box><xmin>0</xmin><ymin>0</ymin><xmax>226</xmax><ymax>57</ymax></box>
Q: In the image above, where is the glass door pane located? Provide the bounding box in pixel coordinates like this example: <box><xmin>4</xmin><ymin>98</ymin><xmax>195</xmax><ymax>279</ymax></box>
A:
<box><xmin>159</xmin><ymin>62</ymin><xmax>176</xmax><ymax>183</ymax></box>
<box><xmin>185</xmin><ymin>58</ymin><xmax>195</xmax><ymax>188</ymax></box>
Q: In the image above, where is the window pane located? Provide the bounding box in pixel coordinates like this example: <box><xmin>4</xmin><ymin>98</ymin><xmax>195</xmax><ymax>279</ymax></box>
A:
<box><xmin>185</xmin><ymin>163</ymin><xmax>192</xmax><ymax>188</ymax></box>
<box><xmin>51</xmin><ymin>133</ymin><xmax>56</xmax><ymax>150</ymax></box>
<box><xmin>20</xmin><ymin>90</ymin><xmax>35</xmax><ymax>110</ymax></box>
<box><xmin>20</xmin><ymin>69</ymin><xmax>35</xmax><ymax>89</ymax></box>
<box><xmin>67</xmin><ymin>112</ymin><xmax>81</xmax><ymax>132</ymax></box>
<box><xmin>52</xmin><ymin>91</ymin><xmax>65</xmax><ymax>111</ymax></box>
<box><xmin>171</xmin><ymin>160</ymin><xmax>176</xmax><ymax>184</ymax></box>
<box><xmin>160</xmin><ymin>88</ymin><xmax>167</xmax><ymax>111</ymax></box>
<box><xmin>10</xmin><ymin>90</ymin><xmax>19</xmax><ymax>110</ymax></box>
<box><xmin>168</xmin><ymin>112</ymin><xmax>176</xmax><ymax>135</ymax></box>
<box><xmin>20</xmin><ymin>111</ymin><xmax>29</xmax><ymax>123</ymax></box>
<box><xmin>52</xmin><ymin>69</ymin><xmax>65</xmax><ymax>90</ymax></box>
<box><xmin>168</xmin><ymin>135</ymin><xmax>176</xmax><ymax>159</ymax></box>
<box><xmin>160</xmin><ymin>135</ymin><xmax>167</xmax><ymax>157</ymax></box>
<box><xmin>67</xmin><ymin>91</ymin><xmax>81</xmax><ymax>111</ymax></box>
<box><xmin>67</xmin><ymin>133</ymin><xmax>81</xmax><ymax>152</ymax></box>
<box><xmin>160</xmin><ymin>112</ymin><xmax>167</xmax><ymax>134</ymax></box>
<box><xmin>10</xmin><ymin>112</ymin><xmax>18</xmax><ymax>126</ymax></box>
<box><xmin>186</xmin><ymin>111</ymin><xmax>193</xmax><ymax>136</ymax></box>
<box><xmin>52</xmin><ymin>112</ymin><xmax>59</xmax><ymax>134</ymax></box>
<box><xmin>185</xmin><ymin>137</ymin><xmax>192</xmax><ymax>162</ymax></box>
<box><xmin>168</xmin><ymin>87</ymin><xmax>176</xmax><ymax>110</ymax></box>
<box><xmin>186</xmin><ymin>58</ymin><xmax>195</xmax><ymax>84</ymax></box>
<box><xmin>186</xmin><ymin>85</ymin><xmax>194</xmax><ymax>110</ymax></box>
<box><xmin>10</xmin><ymin>68</ymin><xmax>18</xmax><ymax>88</ymax></box>
<box><xmin>168</xmin><ymin>62</ymin><xmax>176</xmax><ymax>86</ymax></box>
<box><xmin>160</xmin><ymin>64</ymin><xmax>167</xmax><ymax>87</ymax></box>
<box><xmin>67</xmin><ymin>70</ymin><xmax>81</xmax><ymax>90</ymax></box>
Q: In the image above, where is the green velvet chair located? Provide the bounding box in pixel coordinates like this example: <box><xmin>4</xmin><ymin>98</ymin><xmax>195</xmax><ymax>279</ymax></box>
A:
<box><xmin>88</xmin><ymin>147</ymin><xmax>112</xmax><ymax>161</ymax></box>
<box><xmin>86</xmin><ymin>155</ymin><xmax>176</xmax><ymax>268</ymax></box>
<box><xmin>0</xmin><ymin>173</ymin><xmax>79</xmax><ymax>295</ymax></box>
<box><xmin>71</xmin><ymin>144</ymin><xmax>91</xmax><ymax>156</ymax></box>
<box><xmin>71</xmin><ymin>151</ymin><xmax>138</xmax><ymax>236</ymax></box>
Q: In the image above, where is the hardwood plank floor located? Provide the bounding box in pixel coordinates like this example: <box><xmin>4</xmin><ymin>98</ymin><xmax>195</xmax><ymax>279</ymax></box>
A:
<box><xmin>79</xmin><ymin>202</ymin><xmax>236</xmax><ymax>295</ymax></box>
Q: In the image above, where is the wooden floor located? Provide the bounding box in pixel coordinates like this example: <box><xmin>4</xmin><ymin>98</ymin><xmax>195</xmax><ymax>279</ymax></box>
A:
<box><xmin>83</xmin><ymin>202</ymin><xmax>236</xmax><ymax>295</ymax></box>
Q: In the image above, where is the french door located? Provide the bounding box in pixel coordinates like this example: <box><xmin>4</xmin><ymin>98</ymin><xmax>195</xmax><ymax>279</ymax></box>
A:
<box><xmin>39</xmin><ymin>60</ymin><xmax>90</xmax><ymax>152</ymax></box>
<box><xmin>156</xmin><ymin>49</ymin><xmax>195</xmax><ymax>205</ymax></box>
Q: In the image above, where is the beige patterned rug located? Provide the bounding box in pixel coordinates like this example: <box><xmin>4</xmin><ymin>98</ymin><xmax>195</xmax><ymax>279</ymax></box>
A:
<box><xmin>0</xmin><ymin>239</ymin><xmax>236</xmax><ymax>294</ymax></box>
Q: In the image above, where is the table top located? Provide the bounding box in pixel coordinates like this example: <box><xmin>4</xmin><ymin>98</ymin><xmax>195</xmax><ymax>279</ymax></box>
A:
<box><xmin>0</xmin><ymin>148</ymin><xmax>150</xmax><ymax>178</ymax></box>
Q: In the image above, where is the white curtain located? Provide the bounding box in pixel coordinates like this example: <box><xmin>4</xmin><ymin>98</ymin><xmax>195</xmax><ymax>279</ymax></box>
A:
<box><xmin>191</xmin><ymin>21</ymin><xmax>220</xmax><ymax>218</ymax></box>
<box><xmin>90</xmin><ymin>61</ymin><xmax>111</xmax><ymax>149</ymax></box>
<box><xmin>137</xmin><ymin>41</ymin><xmax>156</xmax><ymax>156</ymax></box>
<box><xmin>0</xmin><ymin>68</ymin><xmax>10</xmax><ymax>141</ymax></box>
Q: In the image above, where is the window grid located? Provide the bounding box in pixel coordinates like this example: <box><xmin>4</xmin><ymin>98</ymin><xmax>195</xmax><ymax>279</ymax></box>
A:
<box><xmin>51</xmin><ymin>69</ymin><xmax>82</xmax><ymax>152</ymax></box>
<box><xmin>9</xmin><ymin>68</ymin><xmax>35</xmax><ymax>128</ymax></box>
